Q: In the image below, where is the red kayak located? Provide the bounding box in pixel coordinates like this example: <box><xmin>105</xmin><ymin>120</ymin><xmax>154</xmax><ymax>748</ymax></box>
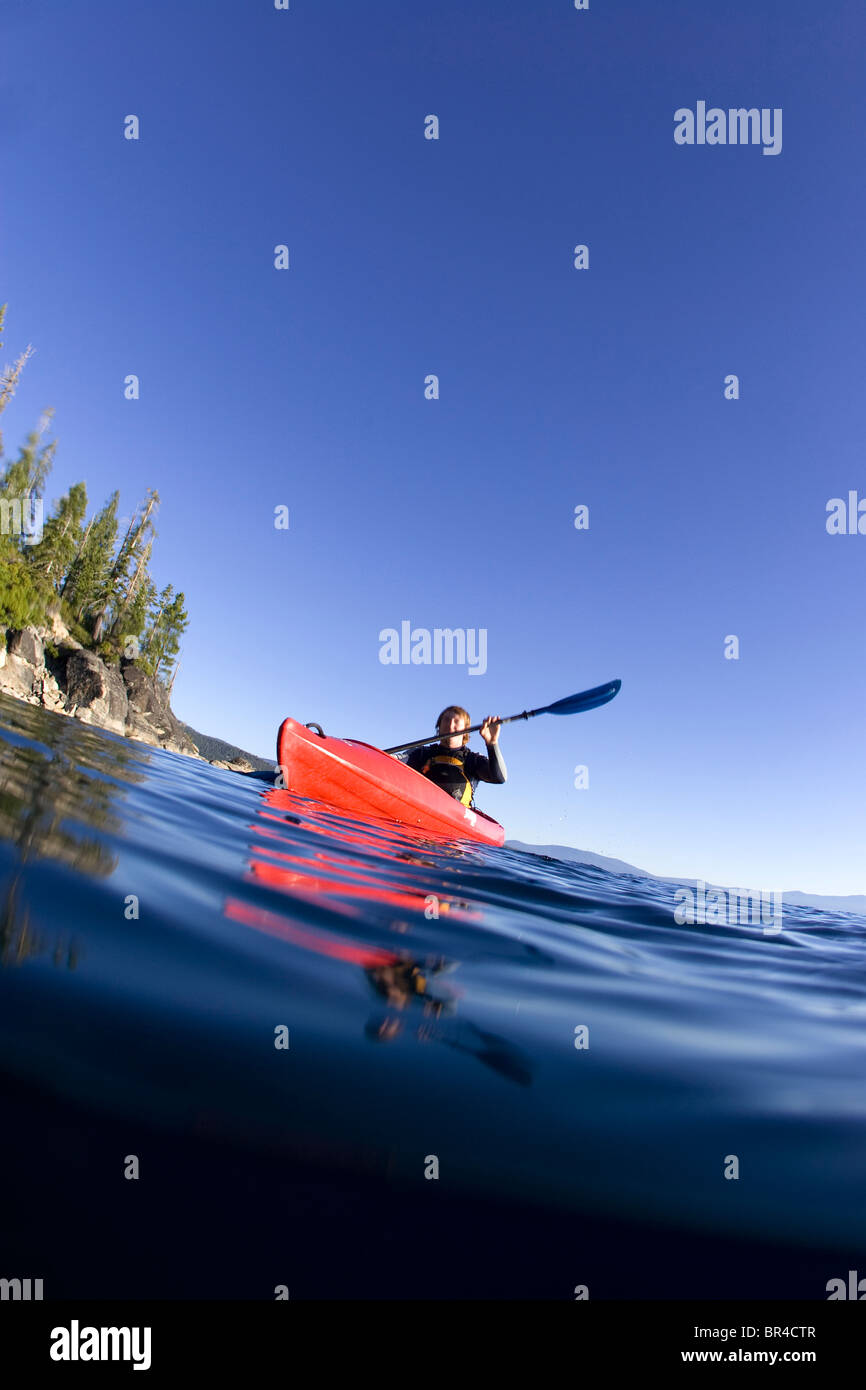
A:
<box><xmin>276</xmin><ymin>716</ymin><xmax>506</xmax><ymax>847</ymax></box>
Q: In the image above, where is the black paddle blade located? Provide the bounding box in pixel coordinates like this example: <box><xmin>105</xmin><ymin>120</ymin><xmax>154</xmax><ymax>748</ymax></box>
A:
<box><xmin>540</xmin><ymin>679</ymin><xmax>621</xmax><ymax>717</ymax></box>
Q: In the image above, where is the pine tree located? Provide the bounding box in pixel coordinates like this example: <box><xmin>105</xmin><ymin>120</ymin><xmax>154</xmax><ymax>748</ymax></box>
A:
<box><xmin>121</xmin><ymin>574</ymin><xmax>156</xmax><ymax>658</ymax></box>
<box><xmin>0</xmin><ymin>303</ymin><xmax>35</xmax><ymax>459</ymax></box>
<box><xmin>59</xmin><ymin>513</ymin><xmax>94</xmax><ymax>596</ymax></box>
<box><xmin>141</xmin><ymin>583</ymin><xmax>173</xmax><ymax>676</ymax></box>
<box><xmin>0</xmin><ymin>426</ymin><xmax>57</xmax><ymax>558</ymax></box>
<box><xmin>0</xmin><ymin>419</ymin><xmax>57</xmax><ymax>501</ymax></box>
<box><xmin>63</xmin><ymin>491</ymin><xmax>119</xmax><ymax>624</ymax></box>
<box><xmin>0</xmin><ymin>381</ymin><xmax>57</xmax><ymax>624</ymax></box>
<box><xmin>0</xmin><ymin>308</ymin><xmax>190</xmax><ymax>673</ymax></box>
<box><xmin>0</xmin><ymin>554</ymin><xmax>43</xmax><ymax>627</ymax></box>
<box><xmin>111</xmin><ymin>538</ymin><xmax>153</xmax><ymax>651</ymax></box>
<box><xmin>106</xmin><ymin>489</ymin><xmax>159</xmax><ymax>643</ymax></box>
<box><xmin>141</xmin><ymin>585</ymin><xmax>189</xmax><ymax>685</ymax></box>
<box><xmin>27</xmin><ymin>481</ymin><xmax>88</xmax><ymax>586</ymax></box>
<box><xmin>0</xmin><ymin>306</ymin><xmax>47</xmax><ymax>550</ymax></box>
<box><xmin>154</xmin><ymin>589</ymin><xmax>188</xmax><ymax>685</ymax></box>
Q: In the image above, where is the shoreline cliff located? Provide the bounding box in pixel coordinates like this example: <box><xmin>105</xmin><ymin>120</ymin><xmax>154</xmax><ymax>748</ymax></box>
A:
<box><xmin>0</xmin><ymin>617</ymin><xmax>270</xmax><ymax>772</ymax></box>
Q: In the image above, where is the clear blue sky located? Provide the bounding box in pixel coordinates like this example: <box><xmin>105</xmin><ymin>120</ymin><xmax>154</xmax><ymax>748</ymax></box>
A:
<box><xmin>3</xmin><ymin>0</ymin><xmax>864</xmax><ymax>893</ymax></box>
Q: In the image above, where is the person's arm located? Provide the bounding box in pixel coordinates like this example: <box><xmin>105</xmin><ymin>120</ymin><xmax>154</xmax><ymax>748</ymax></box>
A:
<box><xmin>470</xmin><ymin>713</ymin><xmax>506</xmax><ymax>783</ymax></box>
<box><xmin>467</xmin><ymin>740</ymin><xmax>506</xmax><ymax>785</ymax></box>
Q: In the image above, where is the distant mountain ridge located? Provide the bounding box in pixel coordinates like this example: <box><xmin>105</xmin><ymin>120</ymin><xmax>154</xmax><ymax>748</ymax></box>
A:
<box><xmin>180</xmin><ymin>723</ymin><xmax>273</xmax><ymax>771</ymax></box>
<box><xmin>506</xmin><ymin>841</ymin><xmax>866</xmax><ymax>917</ymax></box>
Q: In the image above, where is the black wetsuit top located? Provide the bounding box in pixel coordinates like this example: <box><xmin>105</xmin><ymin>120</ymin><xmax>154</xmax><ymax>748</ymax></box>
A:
<box><xmin>396</xmin><ymin>741</ymin><xmax>507</xmax><ymax>809</ymax></box>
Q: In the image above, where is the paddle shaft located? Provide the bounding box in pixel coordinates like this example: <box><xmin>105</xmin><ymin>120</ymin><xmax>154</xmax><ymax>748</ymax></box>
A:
<box><xmin>382</xmin><ymin>679</ymin><xmax>621</xmax><ymax>755</ymax></box>
<box><xmin>385</xmin><ymin>708</ymin><xmax>538</xmax><ymax>756</ymax></box>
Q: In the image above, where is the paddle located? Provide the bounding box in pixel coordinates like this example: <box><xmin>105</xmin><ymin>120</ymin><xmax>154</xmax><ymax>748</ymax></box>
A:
<box><xmin>383</xmin><ymin>679</ymin><xmax>622</xmax><ymax>755</ymax></box>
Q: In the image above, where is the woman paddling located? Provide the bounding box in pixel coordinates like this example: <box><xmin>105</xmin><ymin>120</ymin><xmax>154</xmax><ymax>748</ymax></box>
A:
<box><xmin>394</xmin><ymin>705</ymin><xmax>506</xmax><ymax>810</ymax></box>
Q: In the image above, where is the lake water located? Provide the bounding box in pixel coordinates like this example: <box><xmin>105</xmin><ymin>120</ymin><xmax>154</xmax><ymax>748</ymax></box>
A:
<box><xmin>1</xmin><ymin>690</ymin><xmax>863</xmax><ymax>1299</ymax></box>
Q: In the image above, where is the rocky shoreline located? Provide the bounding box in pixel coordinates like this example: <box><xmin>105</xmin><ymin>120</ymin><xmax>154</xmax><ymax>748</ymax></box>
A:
<box><xmin>0</xmin><ymin>617</ymin><xmax>268</xmax><ymax>772</ymax></box>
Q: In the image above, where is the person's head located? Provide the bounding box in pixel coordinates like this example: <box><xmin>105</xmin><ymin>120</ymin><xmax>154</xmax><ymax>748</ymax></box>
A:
<box><xmin>437</xmin><ymin>705</ymin><xmax>470</xmax><ymax>748</ymax></box>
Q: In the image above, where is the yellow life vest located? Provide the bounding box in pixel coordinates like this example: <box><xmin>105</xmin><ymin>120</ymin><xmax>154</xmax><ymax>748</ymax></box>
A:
<box><xmin>421</xmin><ymin>752</ymin><xmax>473</xmax><ymax>806</ymax></box>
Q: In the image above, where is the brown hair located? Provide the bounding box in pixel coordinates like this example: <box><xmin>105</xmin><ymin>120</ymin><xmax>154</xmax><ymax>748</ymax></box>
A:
<box><xmin>436</xmin><ymin>705</ymin><xmax>470</xmax><ymax>746</ymax></box>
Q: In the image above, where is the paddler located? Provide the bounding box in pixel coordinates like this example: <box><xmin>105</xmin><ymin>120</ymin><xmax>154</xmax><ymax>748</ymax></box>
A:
<box><xmin>395</xmin><ymin>705</ymin><xmax>506</xmax><ymax>809</ymax></box>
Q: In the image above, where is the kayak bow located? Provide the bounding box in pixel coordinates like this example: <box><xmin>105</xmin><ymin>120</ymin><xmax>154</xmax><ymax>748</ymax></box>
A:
<box><xmin>276</xmin><ymin>717</ymin><xmax>505</xmax><ymax>846</ymax></box>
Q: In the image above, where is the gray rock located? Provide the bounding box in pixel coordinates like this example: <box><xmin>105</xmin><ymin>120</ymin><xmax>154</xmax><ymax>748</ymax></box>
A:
<box><xmin>0</xmin><ymin>654</ymin><xmax>38</xmax><ymax>701</ymax></box>
<box><xmin>7</xmin><ymin>627</ymin><xmax>44</xmax><ymax>667</ymax></box>
<box><xmin>121</xmin><ymin>659</ymin><xmax>171</xmax><ymax>718</ymax></box>
<box><xmin>34</xmin><ymin>671</ymin><xmax>64</xmax><ymax>711</ymax></box>
<box><xmin>125</xmin><ymin>711</ymin><xmax>201</xmax><ymax>756</ymax></box>
<box><xmin>64</xmin><ymin>650</ymin><xmax>128</xmax><ymax>734</ymax></box>
<box><xmin>121</xmin><ymin>661</ymin><xmax>193</xmax><ymax>747</ymax></box>
<box><xmin>0</xmin><ymin>630</ymin><xmax>230</xmax><ymax>766</ymax></box>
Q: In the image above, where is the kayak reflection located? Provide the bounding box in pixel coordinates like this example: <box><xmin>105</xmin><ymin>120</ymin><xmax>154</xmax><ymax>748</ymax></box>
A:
<box><xmin>224</xmin><ymin>782</ymin><xmax>535</xmax><ymax>1087</ymax></box>
<box><xmin>253</xmin><ymin>783</ymin><xmax>481</xmax><ymax>920</ymax></box>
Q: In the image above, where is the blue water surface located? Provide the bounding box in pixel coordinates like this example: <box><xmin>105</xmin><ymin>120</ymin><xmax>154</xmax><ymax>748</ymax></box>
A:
<box><xmin>0</xmin><ymin>691</ymin><xmax>863</xmax><ymax>1300</ymax></box>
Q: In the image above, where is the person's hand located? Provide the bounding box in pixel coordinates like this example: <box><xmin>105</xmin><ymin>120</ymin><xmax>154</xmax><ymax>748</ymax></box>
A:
<box><xmin>480</xmin><ymin>715</ymin><xmax>501</xmax><ymax>746</ymax></box>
